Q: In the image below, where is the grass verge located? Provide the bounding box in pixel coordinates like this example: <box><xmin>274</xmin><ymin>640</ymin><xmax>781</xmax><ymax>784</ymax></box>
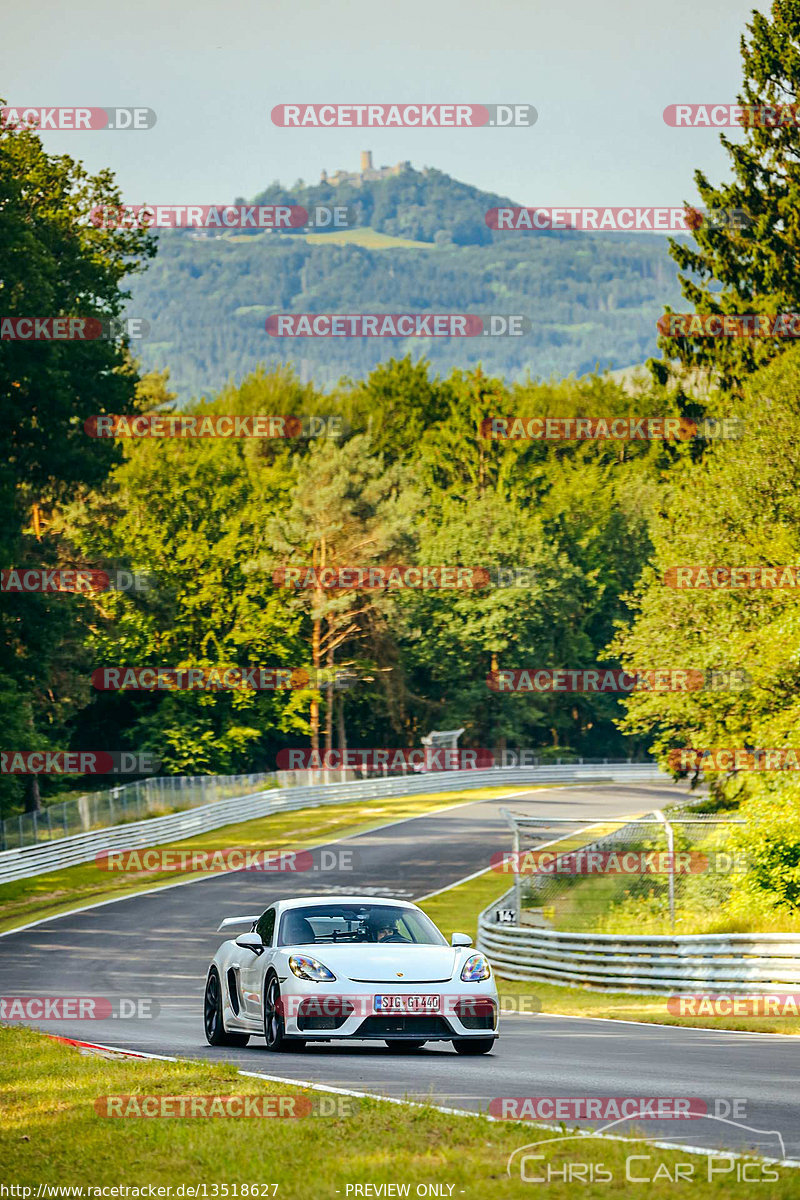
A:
<box><xmin>0</xmin><ymin>1026</ymin><xmax>793</xmax><ymax>1196</ymax></box>
<box><xmin>0</xmin><ymin>786</ymin><xmax>528</xmax><ymax>935</ymax></box>
<box><xmin>418</xmin><ymin>869</ymin><xmax>800</xmax><ymax>1035</ymax></box>
<box><xmin>300</xmin><ymin>228</ymin><xmax>433</xmax><ymax>249</ymax></box>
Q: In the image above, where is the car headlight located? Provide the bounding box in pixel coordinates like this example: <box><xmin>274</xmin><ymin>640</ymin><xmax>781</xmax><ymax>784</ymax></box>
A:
<box><xmin>461</xmin><ymin>953</ymin><xmax>491</xmax><ymax>982</ymax></box>
<box><xmin>288</xmin><ymin>954</ymin><xmax>336</xmax><ymax>982</ymax></box>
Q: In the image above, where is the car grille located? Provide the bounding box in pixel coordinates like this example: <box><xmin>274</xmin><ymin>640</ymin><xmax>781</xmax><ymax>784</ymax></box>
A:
<box><xmin>454</xmin><ymin>997</ymin><xmax>497</xmax><ymax>1031</ymax></box>
<box><xmin>355</xmin><ymin>1015</ymin><xmax>453</xmax><ymax>1038</ymax></box>
<box><xmin>350</xmin><ymin>977</ymin><xmax>451</xmax><ymax>984</ymax></box>
<box><xmin>297</xmin><ymin>997</ymin><xmax>354</xmax><ymax>1031</ymax></box>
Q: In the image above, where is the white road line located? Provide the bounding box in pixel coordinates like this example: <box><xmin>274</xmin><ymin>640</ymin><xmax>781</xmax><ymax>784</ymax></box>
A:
<box><xmin>0</xmin><ymin>789</ymin><xmax>514</xmax><ymax>940</ymax></box>
<box><xmin>330</xmin><ymin>788</ymin><xmax>542</xmax><ymax>844</ymax></box>
<box><xmin>9</xmin><ymin>784</ymin><xmax>790</xmax><ymax>1041</ymax></box>
<box><xmin>531</xmin><ymin>1010</ymin><xmax>800</xmax><ymax>1038</ymax></box>
<box><xmin>0</xmin><ymin>779</ymin><xmax>657</xmax><ymax>940</ymax></box>
<box><xmin>40</xmin><ymin>1033</ymin><xmax>799</xmax><ymax>1168</ymax></box>
<box><xmin>413</xmin><ymin>812</ymin><xmax>642</xmax><ymax>902</ymax></box>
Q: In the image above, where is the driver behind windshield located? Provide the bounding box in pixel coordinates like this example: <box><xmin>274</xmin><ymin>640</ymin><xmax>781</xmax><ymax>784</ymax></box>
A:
<box><xmin>369</xmin><ymin>914</ymin><xmax>405</xmax><ymax>943</ymax></box>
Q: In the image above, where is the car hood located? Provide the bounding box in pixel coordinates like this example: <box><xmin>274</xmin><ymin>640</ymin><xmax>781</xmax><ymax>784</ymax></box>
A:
<box><xmin>285</xmin><ymin>943</ymin><xmax>460</xmax><ymax>983</ymax></box>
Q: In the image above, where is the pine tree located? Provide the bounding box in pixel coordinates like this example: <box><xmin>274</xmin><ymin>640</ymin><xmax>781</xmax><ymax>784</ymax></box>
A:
<box><xmin>656</xmin><ymin>0</ymin><xmax>800</xmax><ymax>391</ymax></box>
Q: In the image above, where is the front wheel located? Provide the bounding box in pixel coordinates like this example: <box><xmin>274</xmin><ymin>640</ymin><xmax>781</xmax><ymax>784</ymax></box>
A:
<box><xmin>452</xmin><ymin>1038</ymin><xmax>495</xmax><ymax>1055</ymax></box>
<box><xmin>204</xmin><ymin>968</ymin><xmax>250</xmax><ymax>1047</ymax></box>
<box><xmin>263</xmin><ymin>974</ymin><xmax>305</xmax><ymax>1051</ymax></box>
<box><xmin>385</xmin><ymin>1040</ymin><xmax>426</xmax><ymax>1052</ymax></box>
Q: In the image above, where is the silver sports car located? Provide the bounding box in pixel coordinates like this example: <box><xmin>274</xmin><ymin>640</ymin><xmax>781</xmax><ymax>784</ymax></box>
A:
<box><xmin>204</xmin><ymin>895</ymin><xmax>499</xmax><ymax>1054</ymax></box>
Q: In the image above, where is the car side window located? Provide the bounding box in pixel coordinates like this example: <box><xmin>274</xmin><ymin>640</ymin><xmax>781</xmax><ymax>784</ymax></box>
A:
<box><xmin>256</xmin><ymin>907</ymin><xmax>276</xmax><ymax>947</ymax></box>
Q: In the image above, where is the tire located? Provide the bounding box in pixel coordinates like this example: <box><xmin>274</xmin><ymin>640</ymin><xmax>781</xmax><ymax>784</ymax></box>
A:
<box><xmin>263</xmin><ymin>974</ymin><xmax>305</xmax><ymax>1052</ymax></box>
<box><xmin>385</xmin><ymin>1040</ymin><xmax>426</xmax><ymax>1052</ymax></box>
<box><xmin>452</xmin><ymin>1038</ymin><xmax>495</xmax><ymax>1055</ymax></box>
<box><xmin>204</xmin><ymin>968</ymin><xmax>250</xmax><ymax>1047</ymax></box>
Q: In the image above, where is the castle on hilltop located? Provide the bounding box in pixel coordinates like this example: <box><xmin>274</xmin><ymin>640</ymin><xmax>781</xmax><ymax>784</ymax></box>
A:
<box><xmin>320</xmin><ymin>151</ymin><xmax>412</xmax><ymax>188</ymax></box>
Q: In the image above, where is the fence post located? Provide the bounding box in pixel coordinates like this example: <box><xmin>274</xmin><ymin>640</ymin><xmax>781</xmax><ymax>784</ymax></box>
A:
<box><xmin>655</xmin><ymin>810</ymin><xmax>675</xmax><ymax>932</ymax></box>
<box><xmin>513</xmin><ymin>825</ymin><xmax>522</xmax><ymax>924</ymax></box>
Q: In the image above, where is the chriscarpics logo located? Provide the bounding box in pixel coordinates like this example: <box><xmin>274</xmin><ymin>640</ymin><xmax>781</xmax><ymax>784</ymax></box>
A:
<box><xmin>504</xmin><ymin>1111</ymin><xmax>787</xmax><ymax>1183</ymax></box>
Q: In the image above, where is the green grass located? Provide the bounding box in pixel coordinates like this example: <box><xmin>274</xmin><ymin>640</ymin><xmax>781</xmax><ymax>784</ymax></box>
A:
<box><xmin>0</xmin><ymin>786</ymin><xmax>528</xmax><ymax>935</ymax></box>
<box><xmin>419</xmin><ymin>867</ymin><xmax>513</xmax><ymax>942</ymax></box>
<box><xmin>1</xmin><ymin>1026</ymin><xmax>793</xmax><ymax>1196</ymax></box>
<box><xmin>549</xmin><ymin>873</ymin><xmax>800</xmax><ymax>936</ymax></box>
<box><xmin>524</xmin><ymin>828</ymin><xmax>800</xmax><ymax>937</ymax></box>
<box><xmin>195</xmin><ymin>229</ymin><xmax>433</xmax><ymax>248</ymax></box>
<box><xmin>299</xmin><ymin>227</ymin><xmax>433</xmax><ymax>249</ymax></box>
<box><xmin>418</xmin><ymin>869</ymin><xmax>800</xmax><ymax>1035</ymax></box>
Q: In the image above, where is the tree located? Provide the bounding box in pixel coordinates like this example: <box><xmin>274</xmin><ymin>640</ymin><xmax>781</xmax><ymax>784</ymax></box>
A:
<box><xmin>64</xmin><ymin>370</ymin><xmax>312</xmax><ymax>776</ymax></box>
<box><xmin>0</xmin><ymin>110</ymin><xmax>155</xmax><ymax>810</ymax></box>
<box><xmin>263</xmin><ymin>435</ymin><xmax>420</xmax><ymax>752</ymax></box>
<box><xmin>655</xmin><ymin>0</ymin><xmax>800</xmax><ymax>391</ymax></box>
<box><xmin>611</xmin><ymin>345</ymin><xmax>800</xmax><ymax>917</ymax></box>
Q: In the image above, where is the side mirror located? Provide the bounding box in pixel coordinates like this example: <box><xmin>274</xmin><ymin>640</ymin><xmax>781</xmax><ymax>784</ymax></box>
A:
<box><xmin>451</xmin><ymin>932</ymin><xmax>473</xmax><ymax>947</ymax></box>
<box><xmin>235</xmin><ymin>932</ymin><xmax>263</xmax><ymax>953</ymax></box>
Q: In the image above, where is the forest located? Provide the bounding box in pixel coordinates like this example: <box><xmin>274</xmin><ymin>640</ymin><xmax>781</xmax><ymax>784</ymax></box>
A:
<box><xmin>3</xmin><ymin>1</ymin><xmax>800</xmax><ymax>927</ymax></box>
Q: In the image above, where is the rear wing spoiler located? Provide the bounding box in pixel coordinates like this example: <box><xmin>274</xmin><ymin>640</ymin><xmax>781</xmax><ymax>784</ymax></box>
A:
<box><xmin>217</xmin><ymin>915</ymin><xmax>259</xmax><ymax>932</ymax></box>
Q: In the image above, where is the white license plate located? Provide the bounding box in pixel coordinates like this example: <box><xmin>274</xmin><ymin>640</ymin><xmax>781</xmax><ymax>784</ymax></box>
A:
<box><xmin>374</xmin><ymin>994</ymin><xmax>440</xmax><ymax>1013</ymax></box>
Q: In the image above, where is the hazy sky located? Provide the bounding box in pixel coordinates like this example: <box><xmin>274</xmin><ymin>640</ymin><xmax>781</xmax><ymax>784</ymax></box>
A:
<box><xmin>2</xmin><ymin>0</ymin><xmax>769</xmax><ymax>208</ymax></box>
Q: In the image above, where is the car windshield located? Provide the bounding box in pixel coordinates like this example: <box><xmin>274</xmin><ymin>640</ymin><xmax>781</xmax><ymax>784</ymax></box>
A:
<box><xmin>277</xmin><ymin>904</ymin><xmax>447</xmax><ymax>947</ymax></box>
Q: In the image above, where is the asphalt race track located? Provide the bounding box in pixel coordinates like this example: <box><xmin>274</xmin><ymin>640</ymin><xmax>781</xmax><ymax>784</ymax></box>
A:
<box><xmin>2</xmin><ymin>782</ymin><xmax>799</xmax><ymax>1162</ymax></box>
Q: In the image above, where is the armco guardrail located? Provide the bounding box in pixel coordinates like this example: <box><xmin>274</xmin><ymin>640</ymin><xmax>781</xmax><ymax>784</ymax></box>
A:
<box><xmin>0</xmin><ymin>771</ymin><xmax>281</xmax><ymax>851</ymax></box>
<box><xmin>477</xmin><ymin>890</ymin><xmax>800</xmax><ymax>994</ymax></box>
<box><xmin>0</xmin><ymin>762</ymin><xmax>663</xmax><ymax>885</ymax></box>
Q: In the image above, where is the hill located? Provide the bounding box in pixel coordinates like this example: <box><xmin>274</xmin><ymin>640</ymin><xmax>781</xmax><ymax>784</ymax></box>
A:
<box><xmin>126</xmin><ymin>164</ymin><xmax>684</xmax><ymax>399</ymax></box>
